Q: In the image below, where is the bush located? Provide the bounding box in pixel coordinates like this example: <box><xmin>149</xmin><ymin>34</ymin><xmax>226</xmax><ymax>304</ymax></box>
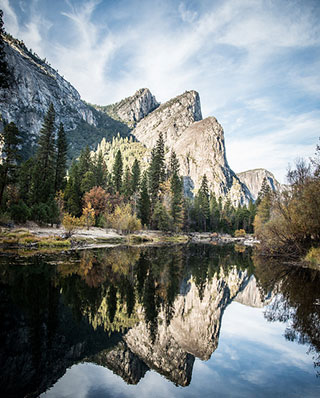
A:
<box><xmin>234</xmin><ymin>229</ymin><xmax>246</xmax><ymax>237</ymax></box>
<box><xmin>105</xmin><ymin>204</ymin><xmax>142</xmax><ymax>234</ymax></box>
<box><xmin>9</xmin><ymin>200</ymin><xmax>31</xmax><ymax>223</ymax></box>
<box><xmin>62</xmin><ymin>213</ymin><xmax>84</xmax><ymax>237</ymax></box>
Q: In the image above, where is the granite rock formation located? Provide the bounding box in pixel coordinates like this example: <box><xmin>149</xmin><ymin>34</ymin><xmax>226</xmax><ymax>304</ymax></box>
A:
<box><xmin>0</xmin><ymin>35</ymin><xmax>129</xmax><ymax>159</ymax></box>
<box><xmin>99</xmin><ymin>88</ymin><xmax>160</xmax><ymax>127</ymax></box>
<box><xmin>237</xmin><ymin>168</ymin><xmax>282</xmax><ymax>200</ymax></box>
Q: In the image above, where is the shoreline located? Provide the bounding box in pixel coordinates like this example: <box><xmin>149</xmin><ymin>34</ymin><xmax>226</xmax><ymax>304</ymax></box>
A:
<box><xmin>0</xmin><ymin>224</ymin><xmax>258</xmax><ymax>252</ymax></box>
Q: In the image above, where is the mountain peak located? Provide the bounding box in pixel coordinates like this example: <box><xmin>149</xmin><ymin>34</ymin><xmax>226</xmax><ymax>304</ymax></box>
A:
<box><xmin>102</xmin><ymin>88</ymin><xmax>160</xmax><ymax>127</ymax></box>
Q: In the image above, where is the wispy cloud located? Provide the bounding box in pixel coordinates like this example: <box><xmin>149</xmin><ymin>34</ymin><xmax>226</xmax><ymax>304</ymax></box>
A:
<box><xmin>1</xmin><ymin>0</ymin><xmax>320</xmax><ymax>181</ymax></box>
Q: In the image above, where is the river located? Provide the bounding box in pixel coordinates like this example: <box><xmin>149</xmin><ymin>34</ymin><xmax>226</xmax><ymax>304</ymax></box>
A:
<box><xmin>0</xmin><ymin>244</ymin><xmax>319</xmax><ymax>397</ymax></box>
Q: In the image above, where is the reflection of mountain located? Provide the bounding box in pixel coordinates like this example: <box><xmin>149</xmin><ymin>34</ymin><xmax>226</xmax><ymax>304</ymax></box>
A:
<box><xmin>1</xmin><ymin>245</ymin><xmax>292</xmax><ymax>396</ymax></box>
<box><xmin>235</xmin><ymin>275</ymin><xmax>273</xmax><ymax>308</ymax></box>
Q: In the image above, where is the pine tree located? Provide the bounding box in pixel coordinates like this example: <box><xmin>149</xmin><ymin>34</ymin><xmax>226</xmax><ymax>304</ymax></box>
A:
<box><xmin>170</xmin><ymin>170</ymin><xmax>184</xmax><ymax>231</ymax></box>
<box><xmin>131</xmin><ymin>158</ymin><xmax>141</xmax><ymax>194</ymax></box>
<box><xmin>113</xmin><ymin>149</ymin><xmax>123</xmax><ymax>193</ymax></box>
<box><xmin>78</xmin><ymin>146</ymin><xmax>93</xmax><ymax>192</ymax></box>
<box><xmin>138</xmin><ymin>172</ymin><xmax>151</xmax><ymax>227</ymax></box>
<box><xmin>93</xmin><ymin>151</ymin><xmax>107</xmax><ymax>188</ymax></box>
<box><xmin>18</xmin><ymin>158</ymin><xmax>34</xmax><ymax>206</ymax></box>
<box><xmin>197</xmin><ymin>175</ymin><xmax>210</xmax><ymax>231</ymax></box>
<box><xmin>148</xmin><ymin>133</ymin><xmax>166</xmax><ymax>205</ymax></box>
<box><xmin>123</xmin><ymin>166</ymin><xmax>133</xmax><ymax>199</ymax></box>
<box><xmin>0</xmin><ymin>10</ymin><xmax>13</xmax><ymax>89</ymax></box>
<box><xmin>31</xmin><ymin>103</ymin><xmax>56</xmax><ymax>204</ymax></box>
<box><xmin>55</xmin><ymin>123</ymin><xmax>68</xmax><ymax>192</ymax></box>
<box><xmin>210</xmin><ymin>193</ymin><xmax>220</xmax><ymax>231</ymax></box>
<box><xmin>64</xmin><ymin>161</ymin><xmax>82</xmax><ymax>216</ymax></box>
<box><xmin>0</xmin><ymin>122</ymin><xmax>21</xmax><ymax>206</ymax></box>
<box><xmin>168</xmin><ymin>150</ymin><xmax>180</xmax><ymax>178</ymax></box>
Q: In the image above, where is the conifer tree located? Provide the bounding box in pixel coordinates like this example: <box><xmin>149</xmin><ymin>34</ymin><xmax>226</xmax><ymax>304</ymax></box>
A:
<box><xmin>148</xmin><ymin>133</ymin><xmax>165</xmax><ymax>205</ymax></box>
<box><xmin>113</xmin><ymin>149</ymin><xmax>123</xmax><ymax>193</ymax></box>
<box><xmin>123</xmin><ymin>166</ymin><xmax>133</xmax><ymax>199</ymax></box>
<box><xmin>138</xmin><ymin>172</ymin><xmax>151</xmax><ymax>226</ymax></box>
<box><xmin>55</xmin><ymin>123</ymin><xmax>68</xmax><ymax>192</ymax></box>
<box><xmin>197</xmin><ymin>175</ymin><xmax>210</xmax><ymax>231</ymax></box>
<box><xmin>210</xmin><ymin>193</ymin><xmax>220</xmax><ymax>231</ymax></box>
<box><xmin>93</xmin><ymin>151</ymin><xmax>107</xmax><ymax>188</ymax></box>
<box><xmin>170</xmin><ymin>158</ymin><xmax>184</xmax><ymax>231</ymax></box>
<box><xmin>18</xmin><ymin>158</ymin><xmax>34</xmax><ymax>205</ymax></box>
<box><xmin>31</xmin><ymin>103</ymin><xmax>56</xmax><ymax>204</ymax></box>
<box><xmin>64</xmin><ymin>161</ymin><xmax>82</xmax><ymax>216</ymax></box>
<box><xmin>131</xmin><ymin>158</ymin><xmax>141</xmax><ymax>193</ymax></box>
<box><xmin>0</xmin><ymin>122</ymin><xmax>21</xmax><ymax>206</ymax></box>
<box><xmin>168</xmin><ymin>150</ymin><xmax>180</xmax><ymax>178</ymax></box>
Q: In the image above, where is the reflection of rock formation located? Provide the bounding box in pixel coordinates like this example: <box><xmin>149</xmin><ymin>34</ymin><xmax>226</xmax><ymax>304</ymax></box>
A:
<box><xmin>235</xmin><ymin>275</ymin><xmax>273</xmax><ymax>308</ymax></box>
<box><xmin>89</xmin><ymin>341</ymin><xmax>149</xmax><ymax>385</ymax></box>
<box><xmin>118</xmin><ymin>266</ymin><xmax>249</xmax><ymax>387</ymax></box>
<box><xmin>124</xmin><ymin>308</ymin><xmax>195</xmax><ymax>386</ymax></box>
<box><xmin>170</xmin><ymin>267</ymin><xmax>249</xmax><ymax>361</ymax></box>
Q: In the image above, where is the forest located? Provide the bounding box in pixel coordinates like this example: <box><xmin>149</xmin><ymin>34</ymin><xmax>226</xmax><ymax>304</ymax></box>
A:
<box><xmin>0</xmin><ymin>104</ymin><xmax>258</xmax><ymax>236</ymax></box>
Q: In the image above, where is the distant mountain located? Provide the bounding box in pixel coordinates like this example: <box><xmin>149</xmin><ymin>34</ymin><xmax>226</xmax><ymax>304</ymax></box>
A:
<box><xmin>236</xmin><ymin>168</ymin><xmax>282</xmax><ymax>200</ymax></box>
<box><xmin>0</xmin><ymin>34</ymin><xmax>131</xmax><ymax>160</ymax></box>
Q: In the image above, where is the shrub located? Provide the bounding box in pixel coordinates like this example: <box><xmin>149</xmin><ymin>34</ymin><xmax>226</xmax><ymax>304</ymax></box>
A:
<box><xmin>9</xmin><ymin>200</ymin><xmax>31</xmax><ymax>223</ymax></box>
<box><xmin>234</xmin><ymin>229</ymin><xmax>246</xmax><ymax>238</ymax></box>
<box><xmin>62</xmin><ymin>213</ymin><xmax>84</xmax><ymax>237</ymax></box>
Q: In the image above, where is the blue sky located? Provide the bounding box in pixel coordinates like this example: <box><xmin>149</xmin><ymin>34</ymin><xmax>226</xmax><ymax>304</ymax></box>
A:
<box><xmin>1</xmin><ymin>0</ymin><xmax>320</xmax><ymax>182</ymax></box>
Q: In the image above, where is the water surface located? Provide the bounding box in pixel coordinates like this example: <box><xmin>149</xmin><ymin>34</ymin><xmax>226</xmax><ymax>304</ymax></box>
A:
<box><xmin>0</xmin><ymin>244</ymin><xmax>319</xmax><ymax>397</ymax></box>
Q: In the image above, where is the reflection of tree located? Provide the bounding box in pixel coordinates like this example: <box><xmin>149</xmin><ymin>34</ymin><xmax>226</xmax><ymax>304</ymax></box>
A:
<box><xmin>254</xmin><ymin>255</ymin><xmax>320</xmax><ymax>375</ymax></box>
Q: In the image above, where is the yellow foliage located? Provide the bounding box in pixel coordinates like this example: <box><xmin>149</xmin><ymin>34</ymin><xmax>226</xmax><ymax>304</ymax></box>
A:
<box><xmin>82</xmin><ymin>202</ymin><xmax>95</xmax><ymax>230</ymax></box>
<box><xmin>62</xmin><ymin>213</ymin><xmax>84</xmax><ymax>237</ymax></box>
<box><xmin>234</xmin><ymin>229</ymin><xmax>246</xmax><ymax>237</ymax></box>
<box><xmin>105</xmin><ymin>203</ymin><xmax>142</xmax><ymax>234</ymax></box>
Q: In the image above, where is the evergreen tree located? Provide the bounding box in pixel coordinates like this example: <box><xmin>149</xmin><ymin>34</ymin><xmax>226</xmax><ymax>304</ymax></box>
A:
<box><xmin>123</xmin><ymin>166</ymin><xmax>133</xmax><ymax>199</ymax></box>
<box><xmin>113</xmin><ymin>149</ymin><xmax>123</xmax><ymax>193</ymax></box>
<box><xmin>197</xmin><ymin>175</ymin><xmax>210</xmax><ymax>231</ymax></box>
<box><xmin>0</xmin><ymin>10</ymin><xmax>13</xmax><ymax>89</ymax></box>
<box><xmin>148</xmin><ymin>133</ymin><xmax>165</xmax><ymax>204</ymax></box>
<box><xmin>93</xmin><ymin>151</ymin><xmax>107</xmax><ymax>188</ymax></box>
<box><xmin>31</xmin><ymin>103</ymin><xmax>56</xmax><ymax>204</ymax></box>
<box><xmin>131</xmin><ymin>158</ymin><xmax>141</xmax><ymax>194</ymax></box>
<box><xmin>0</xmin><ymin>122</ymin><xmax>21</xmax><ymax>206</ymax></box>
<box><xmin>54</xmin><ymin>123</ymin><xmax>68</xmax><ymax>192</ymax></box>
<box><xmin>152</xmin><ymin>200</ymin><xmax>172</xmax><ymax>231</ymax></box>
<box><xmin>210</xmin><ymin>193</ymin><xmax>220</xmax><ymax>231</ymax></box>
<box><xmin>64</xmin><ymin>161</ymin><xmax>82</xmax><ymax>216</ymax></box>
<box><xmin>138</xmin><ymin>172</ymin><xmax>151</xmax><ymax>226</ymax></box>
<box><xmin>18</xmin><ymin>158</ymin><xmax>34</xmax><ymax>205</ymax></box>
<box><xmin>170</xmin><ymin>170</ymin><xmax>184</xmax><ymax>231</ymax></box>
<box><xmin>78</xmin><ymin>146</ymin><xmax>93</xmax><ymax>191</ymax></box>
<box><xmin>168</xmin><ymin>150</ymin><xmax>180</xmax><ymax>178</ymax></box>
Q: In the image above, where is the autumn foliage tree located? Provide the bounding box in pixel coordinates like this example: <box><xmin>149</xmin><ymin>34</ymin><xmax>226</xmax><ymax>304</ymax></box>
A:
<box><xmin>83</xmin><ymin>186</ymin><xmax>109</xmax><ymax>224</ymax></box>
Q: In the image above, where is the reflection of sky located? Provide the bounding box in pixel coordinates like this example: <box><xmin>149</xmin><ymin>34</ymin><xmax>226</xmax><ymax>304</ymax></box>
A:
<box><xmin>42</xmin><ymin>302</ymin><xmax>320</xmax><ymax>398</ymax></box>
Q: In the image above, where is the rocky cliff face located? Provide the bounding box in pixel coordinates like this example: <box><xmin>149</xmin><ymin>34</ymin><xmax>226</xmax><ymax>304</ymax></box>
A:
<box><xmin>0</xmin><ymin>35</ymin><xmax>129</xmax><ymax>159</ymax></box>
<box><xmin>132</xmin><ymin>91</ymin><xmax>251</xmax><ymax>204</ymax></box>
<box><xmin>237</xmin><ymin>168</ymin><xmax>282</xmax><ymax>200</ymax></box>
<box><xmin>100</xmin><ymin>88</ymin><xmax>160</xmax><ymax>127</ymax></box>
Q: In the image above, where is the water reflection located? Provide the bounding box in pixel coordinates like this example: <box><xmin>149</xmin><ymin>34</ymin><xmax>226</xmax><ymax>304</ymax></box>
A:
<box><xmin>0</xmin><ymin>245</ymin><xmax>319</xmax><ymax>397</ymax></box>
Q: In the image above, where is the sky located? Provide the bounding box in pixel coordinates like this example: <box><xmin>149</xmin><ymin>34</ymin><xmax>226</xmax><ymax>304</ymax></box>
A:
<box><xmin>1</xmin><ymin>0</ymin><xmax>320</xmax><ymax>182</ymax></box>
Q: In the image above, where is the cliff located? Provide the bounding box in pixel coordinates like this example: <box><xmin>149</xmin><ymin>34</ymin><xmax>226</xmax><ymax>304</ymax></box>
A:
<box><xmin>0</xmin><ymin>34</ymin><xmax>130</xmax><ymax>160</ymax></box>
<box><xmin>237</xmin><ymin>168</ymin><xmax>282</xmax><ymax>200</ymax></box>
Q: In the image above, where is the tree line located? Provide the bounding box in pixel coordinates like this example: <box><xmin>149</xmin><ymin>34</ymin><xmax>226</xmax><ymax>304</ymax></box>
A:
<box><xmin>1</xmin><ymin>104</ymin><xmax>259</xmax><ymax>234</ymax></box>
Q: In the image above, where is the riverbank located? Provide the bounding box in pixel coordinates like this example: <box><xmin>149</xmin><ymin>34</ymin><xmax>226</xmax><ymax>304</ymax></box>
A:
<box><xmin>0</xmin><ymin>224</ymin><xmax>258</xmax><ymax>251</ymax></box>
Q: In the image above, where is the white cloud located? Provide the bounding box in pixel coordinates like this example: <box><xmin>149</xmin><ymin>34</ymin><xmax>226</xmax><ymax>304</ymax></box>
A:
<box><xmin>1</xmin><ymin>0</ymin><xmax>319</xmax><ymax>180</ymax></box>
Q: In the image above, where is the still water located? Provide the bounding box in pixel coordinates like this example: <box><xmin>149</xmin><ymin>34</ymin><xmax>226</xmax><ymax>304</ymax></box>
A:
<box><xmin>0</xmin><ymin>244</ymin><xmax>319</xmax><ymax>397</ymax></box>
